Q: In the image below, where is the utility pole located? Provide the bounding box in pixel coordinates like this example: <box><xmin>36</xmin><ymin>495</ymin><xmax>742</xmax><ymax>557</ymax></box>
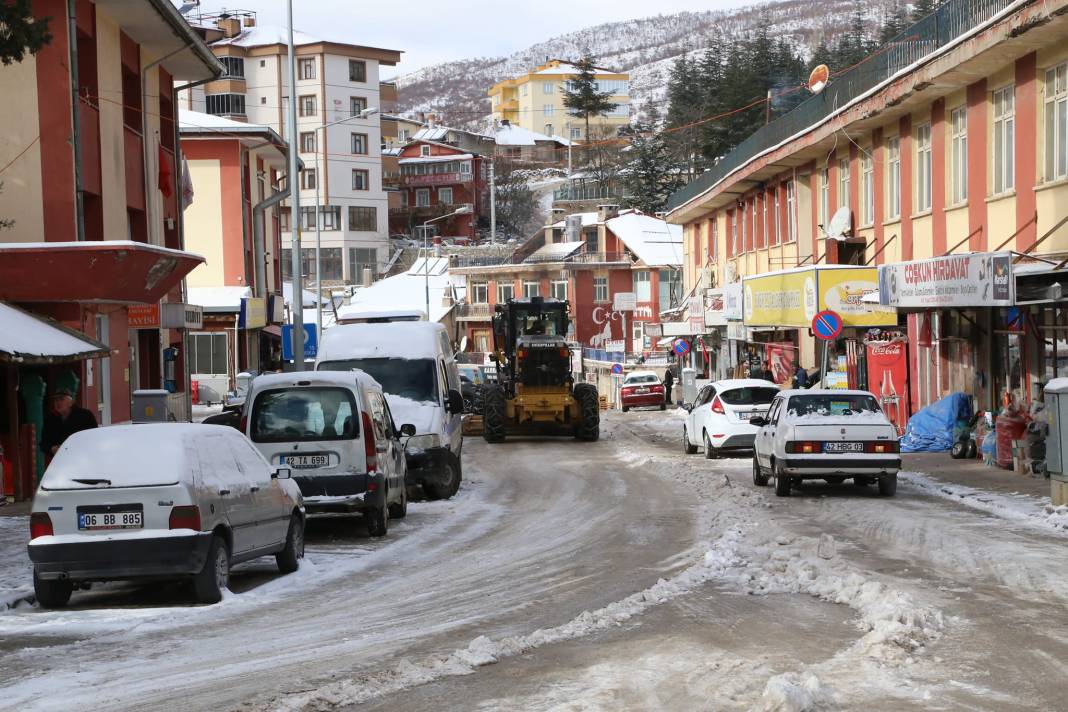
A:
<box><xmin>566</xmin><ymin>121</ymin><xmax>572</xmax><ymax>178</ymax></box>
<box><xmin>489</xmin><ymin>156</ymin><xmax>496</xmax><ymax>244</ymax></box>
<box><xmin>286</xmin><ymin>0</ymin><xmax>304</xmax><ymax>370</ymax></box>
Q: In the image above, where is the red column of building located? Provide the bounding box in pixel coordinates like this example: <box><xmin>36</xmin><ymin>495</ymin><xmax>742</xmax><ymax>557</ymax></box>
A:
<box><xmin>706</xmin><ymin>216</ymin><xmax>715</xmax><ymax>262</ymax></box>
<box><xmin>34</xmin><ymin>0</ymin><xmax>76</xmax><ymax>242</ymax></box>
<box><xmin>872</xmin><ymin>128</ymin><xmax>886</xmax><ymax>262</ymax></box>
<box><xmin>931</xmin><ymin>98</ymin><xmax>948</xmax><ymax>255</ymax></box>
<box><xmin>754</xmin><ymin>193</ymin><xmax>764</xmax><ymax>250</ymax></box>
<box><xmin>967</xmin><ymin>80</ymin><xmax>988</xmax><ymax>250</ymax></box>
<box><xmin>726</xmin><ymin>209</ymin><xmax>734</xmax><ymax>259</ymax></box>
<box><xmin>808</xmin><ymin>163</ymin><xmax>819</xmax><ymax>261</ymax></box>
<box><xmin>900</xmin><ymin>115</ymin><xmax>914</xmax><ymax>261</ymax></box>
<box><xmin>1015</xmin><ymin>52</ymin><xmax>1038</xmax><ymax>251</ymax></box>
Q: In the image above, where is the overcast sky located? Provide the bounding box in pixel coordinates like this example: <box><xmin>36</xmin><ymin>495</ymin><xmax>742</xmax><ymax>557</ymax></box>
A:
<box><xmin>191</xmin><ymin>0</ymin><xmax>757</xmax><ymax>76</ymax></box>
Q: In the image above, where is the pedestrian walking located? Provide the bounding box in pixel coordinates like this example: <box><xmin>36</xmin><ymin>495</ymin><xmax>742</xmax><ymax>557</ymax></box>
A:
<box><xmin>40</xmin><ymin>375</ymin><xmax>98</xmax><ymax>457</ymax></box>
<box><xmin>663</xmin><ymin>367</ymin><xmax>675</xmax><ymax>405</ymax></box>
<box><xmin>793</xmin><ymin>362</ymin><xmax>810</xmax><ymax>389</ymax></box>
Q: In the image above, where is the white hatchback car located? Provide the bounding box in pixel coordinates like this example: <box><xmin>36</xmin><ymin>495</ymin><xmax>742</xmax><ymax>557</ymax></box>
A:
<box><xmin>28</xmin><ymin>424</ymin><xmax>304</xmax><ymax>608</ymax></box>
<box><xmin>683</xmin><ymin>379</ymin><xmax>779</xmax><ymax>458</ymax></box>
<box><xmin>751</xmin><ymin>389</ymin><xmax>901</xmax><ymax>497</ymax></box>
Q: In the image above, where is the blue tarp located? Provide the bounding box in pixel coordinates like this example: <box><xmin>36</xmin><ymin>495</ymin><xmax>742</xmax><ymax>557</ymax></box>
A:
<box><xmin>899</xmin><ymin>392</ymin><xmax>973</xmax><ymax>453</ymax></box>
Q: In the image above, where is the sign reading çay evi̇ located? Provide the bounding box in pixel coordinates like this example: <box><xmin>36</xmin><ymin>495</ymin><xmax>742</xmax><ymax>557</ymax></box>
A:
<box><xmin>742</xmin><ymin>266</ymin><xmax>895</xmax><ymax>328</ymax></box>
<box><xmin>877</xmin><ymin>252</ymin><xmax>1013</xmax><ymax>308</ymax></box>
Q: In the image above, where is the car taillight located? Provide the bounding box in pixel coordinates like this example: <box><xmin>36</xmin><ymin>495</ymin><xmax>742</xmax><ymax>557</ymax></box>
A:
<box><xmin>362</xmin><ymin>411</ymin><xmax>378</xmax><ymax>472</ymax></box>
<box><xmin>621</xmin><ymin>387</ymin><xmax>634</xmax><ymax>395</ymax></box>
<box><xmin>30</xmin><ymin>512</ymin><xmax>53</xmax><ymax>540</ymax></box>
<box><xmin>168</xmin><ymin>505</ymin><xmax>201</xmax><ymax>531</ymax></box>
<box><xmin>866</xmin><ymin>441</ymin><xmax>900</xmax><ymax>453</ymax></box>
<box><xmin>786</xmin><ymin>441</ymin><xmax>821</xmax><ymax>454</ymax></box>
<box><xmin>711</xmin><ymin>397</ymin><xmax>725</xmax><ymax>414</ymax></box>
<box><xmin>652</xmin><ymin>384</ymin><xmax>663</xmax><ymax>393</ymax></box>
<box><xmin>559</xmin><ymin>348</ymin><xmax>570</xmax><ymax>358</ymax></box>
<box><xmin>517</xmin><ymin>348</ymin><xmax>527</xmax><ymax>360</ymax></box>
<box><xmin>239</xmin><ymin>414</ymin><xmax>248</xmax><ymax>432</ymax></box>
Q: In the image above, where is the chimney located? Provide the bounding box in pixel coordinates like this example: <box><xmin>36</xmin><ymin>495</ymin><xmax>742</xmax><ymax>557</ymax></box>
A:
<box><xmin>243</xmin><ymin>16</ymin><xmax>256</xmax><ymax>27</ymax></box>
<box><xmin>597</xmin><ymin>204</ymin><xmax>620</xmax><ymax>222</ymax></box>
<box><xmin>427</xmin><ymin>113</ymin><xmax>436</xmax><ymax>128</ymax></box>
<box><xmin>216</xmin><ymin>14</ymin><xmax>241</xmax><ymax>38</ymax></box>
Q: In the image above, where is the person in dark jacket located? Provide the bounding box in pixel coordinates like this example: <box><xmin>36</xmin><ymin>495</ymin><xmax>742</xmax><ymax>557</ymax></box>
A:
<box><xmin>663</xmin><ymin>367</ymin><xmax>675</xmax><ymax>405</ymax></box>
<box><xmin>793</xmin><ymin>362</ymin><xmax>810</xmax><ymax>389</ymax></box>
<box><xmin>40</xmin><ymin>384</ymin><xmax>97</xmax><ymax>456</ymax></box>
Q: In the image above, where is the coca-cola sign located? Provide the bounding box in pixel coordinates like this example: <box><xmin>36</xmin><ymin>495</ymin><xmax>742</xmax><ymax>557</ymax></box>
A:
<box><xmin>878</xmin><ymin>252</ymin><xmax>1014</xmax><ymax>308</ymax></box>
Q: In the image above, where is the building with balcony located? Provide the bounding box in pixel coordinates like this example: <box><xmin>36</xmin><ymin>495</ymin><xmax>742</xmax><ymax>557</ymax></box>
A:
<box><xmin>0</xmin><ymin>0</ymin><xmax>222</xmax><ymax>500</ymax></box>
<box><xmin>176</xmin><ymin>10</ymin><xmax>403</xmax><ymax>287</ymax></box>
<box><xmin>388</xmin><ymin>139</ymin><xmax>488</xmax><ymax>241</ymax></box>
<box><xmin>488</xmin><ymin>59</ymin><xmax>630</xmax><ymax>141</ymax></box>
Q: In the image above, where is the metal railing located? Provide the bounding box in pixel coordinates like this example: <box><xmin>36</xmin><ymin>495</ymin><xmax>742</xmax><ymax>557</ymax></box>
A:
<box><xmin>666</xmin><ymin>0</ymin><xmax>1015</xmax><ymax>212</ymax></box>
<box><xmin>455</xmin><ymin>303</ymin><xmax>492</xmax><ymax>320</ymax></box>
<box><xmin>452</xmin><ymin>251</ymin><xmax>633</xmax><ymax>269</ymax></box>
<box><xmin>553</xmin><ymin>184</ymin><xmax>621</xmax><ymax>202</ymax></box>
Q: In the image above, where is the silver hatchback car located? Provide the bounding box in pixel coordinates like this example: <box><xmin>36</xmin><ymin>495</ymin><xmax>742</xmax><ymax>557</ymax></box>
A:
<box><xmin>28</xmin><ymin>423</ymin><xmax>304</xmax><ymax>607</ymax></box>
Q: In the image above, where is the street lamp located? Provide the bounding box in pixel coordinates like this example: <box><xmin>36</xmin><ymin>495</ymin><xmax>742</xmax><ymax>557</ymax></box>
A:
<box><xmin>423</xmin><ymin>205</ymin><xmax>472</xmax><ymax>320</ymax></box>
<box><xmin>312</xmin><ymin>106</ymin><xmax>379</xmax><ymax>341</ymax></box>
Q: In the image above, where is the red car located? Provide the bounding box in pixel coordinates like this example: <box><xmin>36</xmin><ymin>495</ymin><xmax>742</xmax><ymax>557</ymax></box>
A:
<box><xmin>620</xmin><ymin>371</ymin><xmax>666</xmax><ymax>412</ymax></box>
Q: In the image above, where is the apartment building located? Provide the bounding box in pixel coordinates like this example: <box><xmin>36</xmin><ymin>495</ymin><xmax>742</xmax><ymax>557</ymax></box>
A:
<box><xmin>0</xmin><ymin>0</ymin><xmax>221</xmax><ymax>500</ymax></box>
<box><xmin>668</xmin><ymin>0</ymin><xmax>1068</xmax><ymax>499</ymax></box>
<box><xmin>177</xmin><ymin>11</ymin><xmax>402</xmax><ymax>287</ymax></box>
<box><xmin>488</xmin><ymin>59</ymin><xmax>630</xmax><ymax>141</ymax></box>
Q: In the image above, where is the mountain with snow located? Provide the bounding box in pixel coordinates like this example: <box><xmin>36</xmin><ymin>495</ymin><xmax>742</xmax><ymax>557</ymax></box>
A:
<box><xmin>394</xmin><ymin>0</ymin><xmax>899</xmax><ymax>129</ymax></box>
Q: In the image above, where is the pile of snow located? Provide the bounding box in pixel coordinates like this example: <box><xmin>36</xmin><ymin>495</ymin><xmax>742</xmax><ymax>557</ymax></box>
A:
<box><xmin>759</xmin><ymin>673</ymin><xmax>836</xmax><ymax>712</ymax></box>
<box><xmin>0</xmin><ymin>516</ymin><xmax>31</xmax><ymax>610</ymax></box>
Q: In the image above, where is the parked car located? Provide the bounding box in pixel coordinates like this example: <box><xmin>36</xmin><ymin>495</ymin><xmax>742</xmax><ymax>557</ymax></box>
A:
<box><xmin>682</xmin><ymin>379</ymin><xmax>779</xmax><ymax>458</ymax></box>
<box><xmin>245</xmin><ymin>371</ymin><xmax>414</xmax><ymax>536</ymax></box>
<box><xmin>457</xmin><ymin>364</ymin><xmax>496</xmax><ymax>414</ymax></box>
<box><xmin>27</xmin><ymin>423</ymin><xmax>304</xmax><ymax>608</ymax></box>
<box><xmin>751</xmin><ymin>389</ymin><xmax>901</xmax><ymax>497</ymax></box>
<box><xmin>316</xmin><ymin>321</ymin><xmax>465</xmax><ymax>500</ymax></box>
<box><xmin>620</xmin><ymin>370</ymin><xmax>665</xmax><ymax>412</ymax></box>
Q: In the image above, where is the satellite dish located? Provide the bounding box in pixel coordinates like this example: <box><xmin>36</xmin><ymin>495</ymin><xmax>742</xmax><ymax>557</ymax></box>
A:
<box><xmin>459</xmin><ymin>335</ymin><xmax>469</xmax><ymax>353</ymax></box>
<box><xmin>825</xmin><ymin>206</ymin><xmax>853</xmax><ymax>241</ymax></box>
<box><xmin>808</xmin><ymin>64</ymin><xmax>830</xmax><ymax>94</ymax></box>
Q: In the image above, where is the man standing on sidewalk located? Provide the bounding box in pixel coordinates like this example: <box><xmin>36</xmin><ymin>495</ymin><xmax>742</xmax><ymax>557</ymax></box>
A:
<box><xmin>40</xmin><ymin>376</ymin><xmax>97</xmax><ymax>458</ymax></box>
<box><xmin>663</xmin><ymin>367</ymin><xmax>675</xmax><ymax>406</ymax></box>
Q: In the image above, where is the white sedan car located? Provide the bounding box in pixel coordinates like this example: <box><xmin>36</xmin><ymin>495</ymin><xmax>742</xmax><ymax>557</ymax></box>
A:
<box><xmin>683</xmin><ymin>379</ymin><xmax>779</xmax><ymax>458</ymax></box>
<box><xmin>751</xmin><ymin>389</ymin><xmax>901</xmax><ymax>497</ymax></box>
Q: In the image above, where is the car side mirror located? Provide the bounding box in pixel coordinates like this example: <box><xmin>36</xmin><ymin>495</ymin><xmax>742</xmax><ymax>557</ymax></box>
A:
<box><xmin>750</xmin><ymin>417</ymin><xmax>767</xmax><ymax>428</ymax></box>
<box><xmin>682</xmin><ymin>403</ymin><xmax>693</xmax><ymax>412</ymax></box>
<box><xmin>399</xmin><ymin>423</ymin><xmax>417</xmax><ymax>437</ymax></box>
<box><xmin>446</xmin><ymin>389</ymin><xmax>464</xmax><ymax>414</ymax></box>
<box><xmin>272</xmin><ymin>467</ymin><xmax>292</xmax><ymax>480</ymax></box>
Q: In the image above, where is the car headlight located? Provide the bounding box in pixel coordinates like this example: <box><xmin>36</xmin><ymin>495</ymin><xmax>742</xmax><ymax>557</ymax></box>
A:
<box><xmin>406</xmin><ymin>434</ymin><xmax>441</xmax><ymax>451</ymax></box>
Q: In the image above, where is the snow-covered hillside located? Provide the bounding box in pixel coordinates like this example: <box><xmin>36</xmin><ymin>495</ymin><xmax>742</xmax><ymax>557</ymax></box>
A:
<box><xmin>395</xmin><ymin>0</ymin><xmax>899</xmax><ymax>128</ymax></box>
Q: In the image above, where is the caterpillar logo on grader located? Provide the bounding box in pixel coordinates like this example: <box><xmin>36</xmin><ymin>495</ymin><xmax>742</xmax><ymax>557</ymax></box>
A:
<box><xmin>480</xmin><ymin>297</ymin><xmax>599</xmax><ymax>443</ymax></box>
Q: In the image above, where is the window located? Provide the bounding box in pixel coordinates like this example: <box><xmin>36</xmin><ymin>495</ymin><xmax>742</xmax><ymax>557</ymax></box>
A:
<box><xmin>471</xmin><ymin>282</ymin><xmax>488</xmax><ymax>303</ymax></box>
<box><xmin>279</xmin><ymin>207</ymin><xmax>291</xmax><ymax>232</ymax></box>
<box><xmin>320</xmin><ymin>206</ymin><xmax>341</xmax><ymax>231</ymax></box>
<box><xmin>349</xmin><ymin>206</ymin><xmax>376</xmax><ymax>231</ymax></box>
<box><xmin>523</xmin><ymin>281</ymin><xmax>540</xmax><ymax>298</ymax></box>
<box><xmin>760</xmin><ymin>193</ymin><xmax>768</xmax><ymax>248</ymax></box>
<box><xmin>887</xmin><ymin>137</ymin><xmax>901</xmax><ymax>219</ymax></box>
<box><xmin>260</xmin><ymin>96</ymin><xmax>267</xmax><ymax>105</ymax></box>
<box><xmin>352</xmin><ymin>169</ymin><xmax>369</xmax><ymax>191</ymax></box>
<box><xmin>950</xmin><ymin>107</ymin><xmax>968</xmax><ymax>203</ymax></box>
<box><xmin>298</xmin><ymin>57</ymin><xmax>315</xmax><ymax>80</ymax></box>
<box><xmin>320</xmin><ymin>246</ymin><xmax>343</xmax><ymax>279</ymax></box>
<box><xmin>551</xmin><ymin>280</ymin><xmax>567</xmax><ymax>301</ymax></box>
<box><xmin>259</xmin><ymin>59</ymin><xmax>265</xmax><ymax>68</ymax></box>
<box><xmin>350</xmin><ymin>96</ymin><xmax>368</xmax><ymax>116</ymax></box>
<box><xmin>772</xmin><ymin>188</ymin><xmax>781</xmax><ymax>246</ymax></box>
<box><xmin>595</xmin><ymin>79</ymin><xmax>629</xmax><ymax>94</ymax></box>
<box><xmin>819</xmin><ymin>166</ymin><xmax>830</xmax><ymax>226</ymax></box>
<box><xmin>497</xmin><ymin>281</ymin><xmax>514</xmax><ymax>303</ymax></box>
<box><xmin>1045</xmin><ymin>63</ymin><xmax>1067</xmax><ymax>182</ymax></box>
<box><xmin>570</xmin><ymin>127</ymin><xmax>581</xmax><ymax>140</ymax></box>
<box><xmin>916</xmin><ymin>122</ymin><xmax>932</xmax><ymax>212</ymax></box>
<box><xmin>350</xmin><ymin>133</ymin><xmax>368</xmax><ymax>155</ymax></box>
<box><xmin>349</xmin><ymin>59</ymin><xmax>367</xmax><ymax>82</ymax></box>
<box><xmin>219</xmin><ymin>56</ymin><xmax>244</xmax><ymax>78</ymax></box>
<box><xmin>420</xmin><ymin>145</ymin><xmax>431</xmax><ymax>157</ymax></box>
<box><xmin>632</xmin><ymin>270</ymin><xmax>651</xmax><ymax>301</ymax></box>
<box><xmin>205</xmin><ymin>93</ymin><xmax>245</xmax><ymax>116</ymax></box>
<box><xmin>658</xmin><ymin>269</ymin><xmax>681</xmax><ymax>309</ymax></box>
<box><xmin>861</xmin><ymin>152</ymin><xmax>874</xmax><ymax>226</ymax></box>
<box><xmin>785</xmin><ymin>180</ymin><xmax>797</xmax><ymax>243</ymax></box>
<box><xmin>543</xmin><ymin>82</ymin><xmax>554</xmax><ymax>94</ymax></box>
<box><xmin>415</xmin><ymin>188</ymin><xmax>430</xmax><ymax>207</ymax></box>
<box><xmin>730</xmin><ymin>209</ymin><xmax>738</xmax><ymax>255</ymax></box>
<box><xmin>299</xmin><ymin>131</ymin><xmax>316</xmax><ymax>153</ymax></box>
<box><xmin>299</xmin><ymin>94</ymin><xmax>316</xmax><ymax>117</ymax></box>
<box><xmin>593</xmin><ymin>277</ymin><xmax>608</xmax><ymax>302</ymax></box>
<box><xmin>189</xmin><ymin>333</ymin><xmax>228</xmax><ymax>375</ymax></box>
<box><xmin>459</xmin><ymin>161</ymin><xmax>471</xmax><ymax>174</ymax></box>
<box><xmin>544</xmin><ymin>124</ymin><xmax>553</xmax><ymax>136</ymax></box>
<box><xmin>251</xmin><ymin>387</ymin><xmax>356</xmax><ymax>443</ymax></box>
<box><xmin>520</xmin><ymin>84</ymin><xmax>528</xmax><ymax>97</ymax></box>
<box><xmin>838</xmin><ymin>157</ymin><xmax>850</xmax><ymax>210</ymax></box>
<box><xmin>740</xmin><ymin>201</ymin><xmax>748</xmax><ymax>252</ymax></box>
<box><xmin>993</xmin><ymin>85</ymin><xmax>1015</xmax><ymax>194</ymax></box>
<box><xmin>439</xmin><ymin>187</ymin><xmax>453</xmax><ymax>204</ymax></box>
<box><xmin>300</xmin><ymin>168</ymin><xmax>316</xmax><ymax>191</ymax></box>
<box><xmin>543</xmin><ymin>104</ymin><xmax>554</xmax><ymax>117</ymax></box>
<box><xmin>349</xmin><ymin>247</ymin><xmax>377</xmax><ymax>285</ymax></box>
<box><xmin>299</xmin><ymin>207</ymin><xmax>316</xmax><ymax>231</ymax></box>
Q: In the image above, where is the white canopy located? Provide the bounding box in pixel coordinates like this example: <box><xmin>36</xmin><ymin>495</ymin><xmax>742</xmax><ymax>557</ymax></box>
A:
<box><xmin>0</xmin><ymin>302</ymin><xmax>109</xmax><ymax>364</ymax></box>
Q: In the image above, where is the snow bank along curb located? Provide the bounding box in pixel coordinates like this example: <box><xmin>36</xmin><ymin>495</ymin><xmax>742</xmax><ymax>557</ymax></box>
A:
<box><xmin>900</xmin><ymin>471</ymin><xmax>1068</xmax><ymax>537</ymax></box>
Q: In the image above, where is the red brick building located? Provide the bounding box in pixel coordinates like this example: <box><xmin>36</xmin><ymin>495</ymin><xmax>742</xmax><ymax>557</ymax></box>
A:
<box><xmin>387</xmin><ymin>140</ymin><xmax>487</xmax><ymax>241</ymax></box>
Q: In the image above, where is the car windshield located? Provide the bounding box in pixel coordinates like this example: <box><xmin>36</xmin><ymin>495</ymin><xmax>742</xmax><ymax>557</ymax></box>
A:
<box><xmin>625</xmin><ymin>374</ymin><xmax>659</xmax><ymax>384</ymax></box>
<box><xmin>251</xmin><ymin>387</ymin><xmax>358</xmax><ymax>443</ymax></box>
<box><xmin>719</xmin><ymin>387</ymin><xmax>779</xmax><ymax>405</ymax></box>
<box><xmin>787</xmin><ymin>394</ymin><xmax>881</xmax><ymax>416</ymax></box>
<box><xmin>319</xmin><ymin>358</ymin><xmax>438</xmax><ymax>403</ymax></box>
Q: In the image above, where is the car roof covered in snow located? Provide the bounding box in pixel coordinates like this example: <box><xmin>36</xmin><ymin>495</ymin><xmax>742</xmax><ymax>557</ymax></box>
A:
<box><xmin>248</xmin><ymin>370</ymin><xmax>382</xmax><ymax>396</ymax></box>
<box><xmin>778</xmin><ymin>388</ymin><xmax>878</xmax><ymax>398</ymax></box>
<box><xmin>40</xmin><ymin>424</ymin><xmax>247</xmax><ymax>490</ymax></box>
<box><xmin>711</xmin><ymin>379</ymin><xmax>778</xmax><ymax>390</ymax></box>
<box><xmin>317</xmin><ymin>321</ymin><xmax>447</xmax><ymax>363</ymax></box>
<box><xmin>624</xmin><ymin>370</ymin><xmax>660</xmax><ymax>382</ymax></box>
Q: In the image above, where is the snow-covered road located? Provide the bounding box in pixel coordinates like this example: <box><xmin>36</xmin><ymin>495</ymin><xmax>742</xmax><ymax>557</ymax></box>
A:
<box><xmin>1</xmin><ymin>410</ymin><xmax>1066</xmax><ymax>711</ymax></box>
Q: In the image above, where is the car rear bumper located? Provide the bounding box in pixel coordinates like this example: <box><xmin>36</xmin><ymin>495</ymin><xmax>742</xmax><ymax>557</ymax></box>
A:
<box><xmin>622</xmin><ymin>394</ymin><xmax>664</xmax><ymax>408</ymax></box>
<box><xmin>28</xmin><ymin>532</ymin><xmax>213</xmax><ymax>582</ymax></box>
<box><xmin>709</xmin><ymin>432</ymin><xmax>756</xmax><ymax>450</ymax></box>
<box><xmin>299</xmin><ymin>473</ymin><xmax>384</xmax><ymax>513</ymax></box>
<box><xmin>782</xmin><ymin>457</ymin><xmax>901</xmax><ymax>477</ymax></box>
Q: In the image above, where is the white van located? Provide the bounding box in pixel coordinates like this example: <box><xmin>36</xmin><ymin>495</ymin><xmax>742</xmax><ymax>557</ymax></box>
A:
<box><xmin>316</xmin><ymin>321</ymin><xmax>465</xmax><ymax>500</ymax></box>
<box><xmin>244</xmin><ymin>371</ymin><xmax>413</xmax><ymax>536</ymax></box>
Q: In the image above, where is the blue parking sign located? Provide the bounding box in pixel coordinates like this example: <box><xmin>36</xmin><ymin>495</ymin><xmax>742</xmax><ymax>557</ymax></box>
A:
<box><xmin>282</xmin><ymin>324</ymin><xmax>318</xmax><ymax>360</ymax></box>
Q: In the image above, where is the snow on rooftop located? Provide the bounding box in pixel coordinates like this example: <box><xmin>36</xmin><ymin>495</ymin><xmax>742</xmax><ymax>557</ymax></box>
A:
<box><xmin>527</xmin><ymin>241</ymin><xmax>584</xmax><ymax>261</ymax></box>
<box><xmin>399</xmin><ymin>153</ymin><xmax>474</xmax><ymax>165</ymax></box>
<box><xmin>336</xmin><ymin>258</ymin><xmax>462</xmax><ymax>325</ymax></box>
<box><xmin>493</xmin><ymin>124</ymin><xmax>564</xmax><ymax>146</ymax></box>
<box><xmin>211</xmin><ymin>25</ymin><xmax>326</xmax><ymax>48</ymax></box>
<box><xmin>0</xmin><ymin>302</ymin><xmax>108</xmax><ymax>362</ymax></box>
<box><xmin>550</xmin><ymin>212</ymin><xmax>601</xmax><ymax>229</ymax></box>
<box><xmin>187</xmin><ymin>286</ymin><xmax>252</xmax><ymax>312</ymax></box>
<box><xmin>283</xmin><ymin>282</ymin><xmax>328</xmax><ymax>308</ymax></box>
<box><xmin>606</xmin><ymin>210</ymin><xmax>683</xmax><ymax>267</ymax></box>
<box><xmin>179</xmin><ymin>108</ymin><xmax>271</xmax><ymax>133</ymax></box>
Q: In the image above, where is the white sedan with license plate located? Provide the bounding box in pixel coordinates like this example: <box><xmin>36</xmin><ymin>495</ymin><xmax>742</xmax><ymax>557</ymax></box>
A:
<box><xmin>683</xmin><ymin>379</ymin><xmax>779</xmax><ymax>458</ymax></box>
<box><xmin>751</xmin><ymin>389</ymin><xmax>901</xmax><ymax>497</ymax></box>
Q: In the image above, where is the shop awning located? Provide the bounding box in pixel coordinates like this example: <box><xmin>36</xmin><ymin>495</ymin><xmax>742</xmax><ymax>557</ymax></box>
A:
<box><xmin>0</xmin><ymin>302</ymin><xmax>109</xmax><ymax>364</ymax></box>
<box><xmin>743</xmin><ymin>264</ymin><xmax>896</xmax><ymax>328</ymax></box>
<box><xmin>0</xmin><ymin>241</ymin><xmax>205</xmax><ymax>304</ymax></box>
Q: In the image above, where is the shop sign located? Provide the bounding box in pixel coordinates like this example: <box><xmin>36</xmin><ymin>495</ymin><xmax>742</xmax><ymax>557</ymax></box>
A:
<box><xmin>877</xmin><ymin>252</ymin><xmax>1013</xmax><ymax>308</ymax></box>
<box><xmin>644</xmin><ymin>323</ymin><xmax>663</xmax><ymax>337</ymax></box>
<box><xmin>240</xmin><ymin>297</ymin><xmax>267</xmax><ymax>329</ymax></box>
<box><xmin>161</xmin><ymin>303</ymin><xmax>202</xmax><ymax>329</ymax></box>
<box><xmin>723</xmin><ymin>282</ymin><xmax>743</xmax><ymax>320</ymax></box>
<box><xmin>613</xmin><ymin>292</ymin><xmax>637</xmax><ymax>312</ymax></box>
<box><xmin>128</xmin><ymin>304</ymin><xmax>160</xmax><ymax>328</ymax></box>
<box><xmin>704</xmin><ymin>288</ymin><xmax>727</xmax><ymax>327</ymax></box>
<box><xmin>661</xmin><ymin>321</ymin><xmax>692</xmax><ymax>337</ymax></box>
<box><xmin>605</xmin><ymin>339</ymin><xmax>625</xmax><ymax>352</ymax></box>
<box><xmin>743</xmin><ymin>266</ymin><xmax>894</xmax><ymax>328</ymax></box>
<box><xmin>727</xmin><ymin>322</ymin><xmax>747</xmax><ymax>341</ymax></box>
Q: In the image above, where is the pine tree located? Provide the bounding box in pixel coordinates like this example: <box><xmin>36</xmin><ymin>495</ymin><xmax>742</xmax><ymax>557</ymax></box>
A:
<box><xmin>0</xmin><ymin>0</ymin><xmax>52</xmax><ymax>65</ymax></box>
<box><xmin>562</xmin><ymin>51</ymin><xmax>619</xmax><ymax>163</ymax></box>
<box><xmin>910</xmin><ymin>0</ymin><xmax>939</xmax><ymax>23</ymax></box>
<box><xmin>622</xmin><ymin>124</ymin><xmax>685</xmax><ymax>214</ymax></box>
<box><xmin>879</xmin><ymin>3</ymin><xmax>910</xmax><ymax>44</ymax></box>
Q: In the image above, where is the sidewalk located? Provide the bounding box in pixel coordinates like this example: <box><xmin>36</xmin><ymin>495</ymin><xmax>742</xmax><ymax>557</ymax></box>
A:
<box><xmin>0</xmin><ymin>501</ymin><xmax>31</xmax><ymax>518</ymax></box>
<box><xmin>901</xmin><ymin>453</ymin><xmax>1050</xmax><ymax>499</ymax></box>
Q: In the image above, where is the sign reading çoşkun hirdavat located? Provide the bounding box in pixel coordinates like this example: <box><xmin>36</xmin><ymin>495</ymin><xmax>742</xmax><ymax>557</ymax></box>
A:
<box><xmin>878</xmin><ymin>252</ymin><xmax>1014</xmax><ymax>308</ymax></box>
